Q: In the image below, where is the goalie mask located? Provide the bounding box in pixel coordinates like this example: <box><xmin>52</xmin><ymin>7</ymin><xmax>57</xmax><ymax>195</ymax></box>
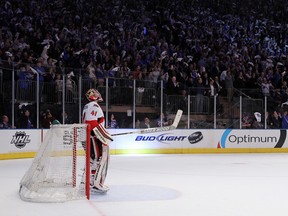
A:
<box><xmin>86</xmin><ymin>88</ymin><xmax>103</xmax><ymax>102</ymax></box>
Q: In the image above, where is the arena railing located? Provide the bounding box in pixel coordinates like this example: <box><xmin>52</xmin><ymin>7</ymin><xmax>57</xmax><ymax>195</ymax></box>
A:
<box><xmin>0</xmin><ymin>65</ymin><xmax>272</xmax><ymax>129</ymax></box>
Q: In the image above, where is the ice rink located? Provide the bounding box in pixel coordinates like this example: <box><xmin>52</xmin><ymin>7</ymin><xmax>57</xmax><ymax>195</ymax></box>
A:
<box><xmin>1</xmin><ymin>153</ymin><xmax>288</xmax><ymax>216</ymax></box>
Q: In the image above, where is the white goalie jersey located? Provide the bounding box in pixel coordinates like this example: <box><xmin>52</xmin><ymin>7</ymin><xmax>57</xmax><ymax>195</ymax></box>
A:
<box><xmin>82</xmin><ymin>101</ymin><xmax>113</xmax><ymax>144</ymax></box>
<box><xmin>82</xmin><ymin>101</ymin><xmax>105</xmax><ymax>126</ymax></box>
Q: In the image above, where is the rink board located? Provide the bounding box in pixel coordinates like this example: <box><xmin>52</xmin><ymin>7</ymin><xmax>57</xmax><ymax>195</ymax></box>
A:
<box><xmin>0</xmin><ymin>128</ymin><xmax>288</xmax><ymax>159</ymax></box>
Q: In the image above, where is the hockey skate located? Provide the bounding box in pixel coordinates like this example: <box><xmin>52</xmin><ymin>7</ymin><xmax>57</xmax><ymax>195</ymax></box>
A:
<box><xmin>91</xmin><ymin>182</ymin><xmax>109</xmax><ymax>194</ymax></box>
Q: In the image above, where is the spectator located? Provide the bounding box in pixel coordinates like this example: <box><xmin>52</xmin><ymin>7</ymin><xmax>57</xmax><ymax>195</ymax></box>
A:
<box><xmin>132</xmin><ymin>65</ymin><xmax>142</xmax><ymax>80</ymax></box>
<box><xmin>136</xmin><ymin>86</ymin><xmax>145</xmax><ymax>105</ymax></box>
<box><xmin>66</xmin><ymin>72</ymin><xmax>75</xmax><ymax>101</ymax></box>
<box><xmin>195</xmin><ymin>77</ymin><xmax>206</xmax><ymax>113</ymax></box>
<box><xmin>17</xmin><ymin>109</ymin><xmax>34</xmax><ymax>129</ymax></box>
<box><xmin>135</xmin><ymin>119</ymin><xmax>141</xmax><ymax>129</ymax></box>
<box><xmin>242</xmin><ymin>113</ymin><xmax>252</xmax><ymax>129</ymax></box>
<box><xmin>150</xmin><ymin>65</ymin><xmax>161</xmax><ymax>88</ymax></box>
<box><xmin>234</xmin><ymin>72</ymin><xmax>246</xmax><ymax>92</ymax></box>
<box><xmin>117</xmin><ymin>61</ymin><xmax>131</xmax><ymax>86</ymax></box>
<box><xmin>214</xmin><ymin>76</ymin><xmax>222</xmax><ymax>96</ymax></box>
<box><xmin>95</xmin><ymin>63</ymin><xmax>105</xmax><ymax>87</ymax></box>
<box><xmin>268</xmin><ymin>110</ymin><xmax>282</xmax><ymax>129</ymax></box>
<box><xmin>108</xmin><ymin>113</ymin><xmax>119</xmax><ymax>129</ymax></box>
<box><xmin>55</xmin><ymin>74</ymin><xmax>63</xmax><ymax>104</ymax></box>
<box><xmin>17</xmin><ymin>65</ymin><xmax>34</xmax><ymax>101</ymax></box>
<box><xmin>261</xmin><ymin>78</ymin><xmax>273</xmax><ymax>97</ymax></box>
<box><xmin>141</xmin><ymin>117</ymin><xmax>152</xmax><ymax>128</ymax></box>
<box><xmin>166</xmin><ymin>76</ymin><xmax>181</xmax><ymax>95</ymax></box>
<box><xmin>41</xmin><ymin>110</ymin><xmax>60</xmax><ymax>128</ymax></box>
<box><xmin>225</xmin><ymin>70</ymin><xmax>234</xmax><ymax>102</ymax></box>
<box><xmin>281</xmin><ymin>110</ymin><xmax>288</xmax><ymax>129</ymax></box>
<box><xmin>201</xmin><ymin>71</ymin><xmax>210</xmax><ymax>88</ymax></box>
<box><xmin>60</xmin><ymin>111</ymin><xmax>73</xmax><ymax>124</ymax></box>
<box><xmin>32</xmin><ymin>58</ymin><xmax>46</xmax><ymax>101</ymax></box>
<box><xmin>208</xmin><ymin>78</ymin><xmax>216</xmax><ymax>114</ymax></box>
<box><xmin>156</xmin><ymin>113</ymin><xmax>169</xmax><ymax>127</ymax></box>
<box><xmin>0</xmin><ymin>115</ymin><xmax>15</xmax><ymax>129</ymax></box>
<box><xmin>251</xmin><ymin>112</ymin><xmax>264</xmax><ymax>129</ymax></box>
<box><xmin>86</xmin><ymin>60</ymin><xmax>97</xmax><ymax>88</ymax></box>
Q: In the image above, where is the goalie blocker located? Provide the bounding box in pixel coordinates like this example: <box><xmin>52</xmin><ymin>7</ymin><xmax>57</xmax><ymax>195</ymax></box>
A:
<box><xmin>93</xmin><ymin>124</ymin><xmax>114</xmax><ymax>145</ymax></box>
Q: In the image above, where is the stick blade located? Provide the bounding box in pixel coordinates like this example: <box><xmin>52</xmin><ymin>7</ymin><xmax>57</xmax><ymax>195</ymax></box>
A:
<box><xmin>172</xmin><ymin>109</ymin><xmax>183</xmax><ymax>128</ymax></box>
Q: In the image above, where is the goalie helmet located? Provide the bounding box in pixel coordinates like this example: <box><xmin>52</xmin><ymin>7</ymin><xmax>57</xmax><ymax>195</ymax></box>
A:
<box><xmin>86</xmin><ymin>88</ymin><xmax>103</xmax><ymax>102</ymax></box>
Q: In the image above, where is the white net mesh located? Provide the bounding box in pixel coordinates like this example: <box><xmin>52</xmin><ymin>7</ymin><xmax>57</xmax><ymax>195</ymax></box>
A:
<box><xmin>19</xmin><ymin>124</ymin><xmax>89</xmax><ymax>202</ymax></box>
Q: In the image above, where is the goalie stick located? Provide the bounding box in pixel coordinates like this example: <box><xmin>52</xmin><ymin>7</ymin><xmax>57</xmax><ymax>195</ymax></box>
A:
<box><xmin>111</xmin><ymin>109</ymin><xmax>183</xmax><ymax>136</ymax></box>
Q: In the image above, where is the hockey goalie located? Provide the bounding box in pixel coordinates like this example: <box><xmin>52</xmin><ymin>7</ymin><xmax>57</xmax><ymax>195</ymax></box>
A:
<box><xmin>82</xmin><ymin>88</ymin><xmax>113</xmax><ymax>193</ymax></box>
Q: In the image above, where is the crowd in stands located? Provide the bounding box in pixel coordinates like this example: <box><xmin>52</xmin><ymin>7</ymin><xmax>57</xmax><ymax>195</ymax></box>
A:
<box><xmin>0</xmin><ymin>0</ymin><xmax>288</xmax><ymax>128</ymax></box>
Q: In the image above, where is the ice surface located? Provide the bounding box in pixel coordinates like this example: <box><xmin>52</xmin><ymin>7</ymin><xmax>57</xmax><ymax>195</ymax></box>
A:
<box><xmin>1</xmin><ymin>153</ymin><xmax>288</xmax><ymax>216</ymax></box>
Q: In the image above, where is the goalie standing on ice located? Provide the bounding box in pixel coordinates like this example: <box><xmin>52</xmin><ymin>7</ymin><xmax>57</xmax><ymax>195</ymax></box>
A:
<box><xmin>82</xmin><ymin>88</ymin><xmax>113</xmax><ymax>193</ymax></box>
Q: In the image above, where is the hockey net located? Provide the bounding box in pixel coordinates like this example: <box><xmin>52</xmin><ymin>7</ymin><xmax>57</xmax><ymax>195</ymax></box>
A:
<box><xmin>19</xmin><ymin>124</ymin><xmax>91</xmax><ymax>202</ymax></box>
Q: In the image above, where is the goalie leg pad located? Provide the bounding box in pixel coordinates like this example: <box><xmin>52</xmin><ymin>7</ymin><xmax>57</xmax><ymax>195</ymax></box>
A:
<box><xmin>91</xmin><ymin>136</ymin><xmax>102</xmax><ymax>161</ymax></box>
<box><xmin>93</xmin><ymin>124</ymin><xmax>113</xmax><ymax>145</ymax></box>
<box><xmin>100</xmin><ymin>145</ymin><xmax>109</xmax><ymax>184</ymax></box>
<box><xmin>93</xmin><ymin>144</ymin><xmax>109</xmax><ymax>190</ymax></box>
<box><xmin>90</xmin><ymin>137</ymin><xmax>102</xmax><ymax>186</ymax></box>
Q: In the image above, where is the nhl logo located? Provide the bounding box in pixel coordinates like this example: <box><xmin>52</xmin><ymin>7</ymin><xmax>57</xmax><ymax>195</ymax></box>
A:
<box><xmin>11</xmin><ymin>131</ymin><xmax>31</xmax><ymax>149</ymax></box>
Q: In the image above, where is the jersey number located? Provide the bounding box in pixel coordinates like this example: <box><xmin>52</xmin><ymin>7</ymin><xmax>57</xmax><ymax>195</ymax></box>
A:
<box><xmin>91</xmin><ymin>110</ymin><xmax>97</xmax><ymax>116</ymax></box>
